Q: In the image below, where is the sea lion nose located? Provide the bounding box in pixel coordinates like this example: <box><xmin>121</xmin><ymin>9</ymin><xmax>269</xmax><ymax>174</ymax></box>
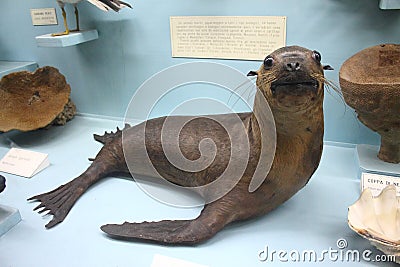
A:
<box><xmin>286</xmin><ymin>62</ymin><xmax>301</xmax><ymax>72</ymax></box>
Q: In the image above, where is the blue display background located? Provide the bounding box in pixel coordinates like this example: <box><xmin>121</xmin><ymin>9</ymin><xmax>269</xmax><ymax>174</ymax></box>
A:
<box><xmin>1</xmin><ymin>0</ymin><xmax>399</xmax><ymax>145</ymax></box>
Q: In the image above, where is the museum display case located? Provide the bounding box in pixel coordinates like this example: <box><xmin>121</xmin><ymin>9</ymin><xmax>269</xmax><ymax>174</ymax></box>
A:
<box><xmin>0</xmin><ymin>0</ymin><xmax>399</xmax><ymax>266</ymax></box>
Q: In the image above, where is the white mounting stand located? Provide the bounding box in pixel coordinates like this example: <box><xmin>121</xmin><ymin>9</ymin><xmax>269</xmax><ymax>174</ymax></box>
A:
<box><xmin>36</xmin><ymin>30</ymin><xmax>99</xmax><ymax>47</ymax></box>
<box><xmin>0</xmin><ymin>205</ymin><xmax>21</xmax><ymax>237</ymax></box>
<box><xmin>356</xmin><ymin>144</ymin><xmax>400</xmax><ymax>177</ymax></box>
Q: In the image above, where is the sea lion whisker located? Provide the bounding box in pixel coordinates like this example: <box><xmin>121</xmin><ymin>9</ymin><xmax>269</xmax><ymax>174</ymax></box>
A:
<box><xmin>230</xmin><ymin>82</ymin><xmax>257</xmax><ymax>109</ymax></box>
<box><xmin>317</xmin><ymin>75</ymin><xmax>364</xmax><ymax>121</ymax></box>
<box><xmin>228</xmin><ymin>78</ymin><xmax>256</xmax><ymax>108</ymax></box>
<box><xmin>312</xmin><ymin>73</ymin><xmax>346</xmax><ymax>106</ymax></box>
<box><xmin>311</xmin><ymin>73</ymin><xmax>350</xmax><ymax>116</ymax></box>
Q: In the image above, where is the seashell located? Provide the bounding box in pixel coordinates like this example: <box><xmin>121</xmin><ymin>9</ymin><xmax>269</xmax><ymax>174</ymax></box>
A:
<box><xmin>348</xmin><ymin>185</ymin><xmax>400</xmax><ymax>263</ymax></box>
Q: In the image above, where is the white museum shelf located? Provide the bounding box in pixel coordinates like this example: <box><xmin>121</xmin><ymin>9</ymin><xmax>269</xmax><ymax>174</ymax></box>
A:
<box><xmin>0</xmin><ymin>61</ymin><xmax>38</xmax><ymax>79</ymax></box>
<box><xmin>0</xmin><ymin>115</ymin><xmax>393</xmax><ymax>266</ymax></box>
<box><xmin>35</xmin><ymin>30</ymin><xmax>99</xmax><ymax>47</ymax></box>
<box><xmin>380</xmin><ymin>0</ymin><xmax>400</xmax><ymax>9</ymax></box>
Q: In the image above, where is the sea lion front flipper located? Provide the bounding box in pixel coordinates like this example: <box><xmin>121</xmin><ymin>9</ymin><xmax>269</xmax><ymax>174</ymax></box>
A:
<box><xmin>101</xmin><ymin>220</ymin><xmax>201</xmax><ymax>244</ymax></box>
<box><xmin>101</xmin><ymin>204</ymin><xmax>231</xmax><ymax>245</ymax></box>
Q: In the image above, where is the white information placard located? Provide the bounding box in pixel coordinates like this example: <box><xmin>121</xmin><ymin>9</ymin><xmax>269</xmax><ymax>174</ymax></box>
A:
<box><xmin>30</xmin><ymin>8</ymin><xmax>58</xmax><ymax>26</ymax></box>
<box><xmin>0</xmin><ymin>148</ymin><xmax>50</xmax><ymax>178</ymax></box>
<box><xmin>170</xmin><ymin>16</ymin><xmax>286</xmax><ymax>61</ymax></box>
<box><xmin>361</xmin><ymin>172</ymin><xmax>400</xmax><ymax>197</ymax></box>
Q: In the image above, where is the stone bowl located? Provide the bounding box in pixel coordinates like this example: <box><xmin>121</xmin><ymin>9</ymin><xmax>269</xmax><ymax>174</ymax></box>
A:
<box><xmin>339</xmin><ymin>44</ymin><xmax>400</xmax><ymax>163</ymax></box>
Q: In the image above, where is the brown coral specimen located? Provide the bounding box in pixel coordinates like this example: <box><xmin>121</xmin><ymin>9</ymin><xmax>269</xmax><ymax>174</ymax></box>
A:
<box><xmin>0</xmin><ymin>66</ymin><xmax>76</xmax><ymax>132</ymax></box>
<box><xmin>51</xmin><ymin>98</ymin><xmax>76</xmax><ymax>126</ymax></box>
<box><xmin>340</xmin><ymin>44</ymin><xmax>400</xmax><ymax>163</ymax></box>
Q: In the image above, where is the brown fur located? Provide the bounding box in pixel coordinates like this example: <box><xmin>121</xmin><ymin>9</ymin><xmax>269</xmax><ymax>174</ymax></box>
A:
<box><xmin>29</xmin><ymin>46</ymin><xmax>330</xmax><ymax>245</ymax></box>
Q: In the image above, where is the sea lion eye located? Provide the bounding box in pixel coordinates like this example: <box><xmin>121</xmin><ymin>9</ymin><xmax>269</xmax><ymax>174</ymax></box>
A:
<box><xmin>313</xmin><ymin>50</ymin><xmax>322</xmax><ymax>63</ymax></box>
<box><xmin>264</xmin><ymin>56</ymin><xmax>274</xmax><ymax>69</ymax></box>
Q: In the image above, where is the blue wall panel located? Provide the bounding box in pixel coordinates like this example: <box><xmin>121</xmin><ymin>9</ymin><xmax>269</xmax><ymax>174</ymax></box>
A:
<box><xmin>1</xmin><ymin>0</ymin><xmax>399</xmax><ymax>145</ymax></box>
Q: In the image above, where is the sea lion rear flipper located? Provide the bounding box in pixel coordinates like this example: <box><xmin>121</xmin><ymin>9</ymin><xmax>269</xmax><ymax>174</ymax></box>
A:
<box><xmin>28</xmin><ymin>179</ymin><xmax>83</xmax><ymax>228</ymax></box>
<box><xmin>101</xmin><ymin>204</ymin><xmax>229</xmax><ymax>245</ymax></box>
<box><xmin>28</xmin><ymin>148</ymin><xmax>119</xmax><ymax>228</ymax></box>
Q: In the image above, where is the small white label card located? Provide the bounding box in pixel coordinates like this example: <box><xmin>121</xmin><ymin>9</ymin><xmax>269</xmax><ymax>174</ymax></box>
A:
<box><xmin>30</xmin><ymin>8</ymin><xmax>58</xmax><ymax>26</ymax></box>
<box><xmin>0</xmin><ymin>148</ymin><xmax>50</xmax><ymax>178</ymax></box>
<box><xmin>361</xmin><ymin>172</ymin><xmax>400</xmax><ymax>197</ymax></box>
<box><xmin>151</xmin><ymin>254</ymin><xmax>209</xmax><ymax>267</ymax></box>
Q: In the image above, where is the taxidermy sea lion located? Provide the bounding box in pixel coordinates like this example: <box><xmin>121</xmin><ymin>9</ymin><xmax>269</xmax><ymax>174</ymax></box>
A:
<box><xmin>29</xmin><ymin>46</ymin><xmax>333</xmax><ymax>245</ymax></box>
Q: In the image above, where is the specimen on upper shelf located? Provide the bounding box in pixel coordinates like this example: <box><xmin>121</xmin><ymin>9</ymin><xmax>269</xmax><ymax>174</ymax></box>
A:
<box><xmin>29</xmin><ymin>46</ymin><xmax>334</xmax><ymax>245</ymax></box>
<box><xmin>340</xmin><ymin>44</ymin><xmax>400</xmax><ymax>164</ymax></box>
<box><xmin>53</xmin><ymin>0</ymin><xmax>132</xmax><ymax>36</ymax></box>
<box><xmin>348</xmin><ymin>185</ymin><xmax>400</xmax><ymax>263</ymax></box>
<box><xmin>0</xmin><ymin>175</ymin><xmax>5</xmax><ymax>194</ymax></box>
<box><xmin>0</xmin><ymin>66</ymin><xmax>76</xmax><ymax>132</ymax></box>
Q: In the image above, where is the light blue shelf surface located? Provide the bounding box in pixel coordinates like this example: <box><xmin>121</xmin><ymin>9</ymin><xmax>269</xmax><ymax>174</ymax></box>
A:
<box><xmin>0</xmin><ymin>205</ymin><xmax>21</xmax><ymax>237</ymax></box>
<box><xmin>356</xmin><ymin>144</ymin><xmax>400</xmax><ymax>177</ymax></box>
<box><xmin>0</xmin><ymin>61</ymin><xmax>38</xmax><ymax>79</ymax></box>
<box><xmin>35</xmin><ymin>30</ymin><xmax>99</xmax><ymax>47</ymax></box>
<box><xmin>380</xmin><ymin>0</ymin><xmax>400</xmax><ymax>9</ymax></box>
<box><xmin>0</xmin><ymin>115</ymin><xmax>395</xmax><ymax>266</ymax></box>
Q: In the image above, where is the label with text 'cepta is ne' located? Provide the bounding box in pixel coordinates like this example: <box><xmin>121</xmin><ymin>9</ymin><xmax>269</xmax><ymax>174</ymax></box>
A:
<box><xmin>361</xmin><ymin>172</ymin><xmax>400</xmax><ymax>197</ymax></box>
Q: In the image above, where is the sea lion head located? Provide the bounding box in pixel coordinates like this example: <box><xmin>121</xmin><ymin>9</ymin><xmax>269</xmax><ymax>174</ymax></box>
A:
<box><xmin>248</xmin><ymin>46</ymin><xmax>333</xmax><ymax>111</ymax></box>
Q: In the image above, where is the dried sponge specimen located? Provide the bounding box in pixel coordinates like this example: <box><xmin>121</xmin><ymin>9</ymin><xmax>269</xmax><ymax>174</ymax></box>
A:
<box><xmin>0</xmin><ymin>66</ymin><xmax>76</xmax><ymax>132</ymax></box>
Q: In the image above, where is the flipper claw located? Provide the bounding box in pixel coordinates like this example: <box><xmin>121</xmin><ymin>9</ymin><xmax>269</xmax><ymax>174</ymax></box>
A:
<box><xmin>33</xmin><ymin>203</ymin><xmax>45</xmax><ymax>211</ymax></box>
<box><xmin>28</xmin><ymin>181</ymin><xmax>82</xmax><ymax>229</ymax></box>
